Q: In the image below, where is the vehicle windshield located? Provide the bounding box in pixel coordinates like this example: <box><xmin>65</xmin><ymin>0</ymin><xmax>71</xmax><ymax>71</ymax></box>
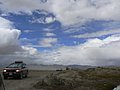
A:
<box><xmin>7</xmin><ymin>63</ymin><xmax>22</xmax><ymax>68</ymax></box>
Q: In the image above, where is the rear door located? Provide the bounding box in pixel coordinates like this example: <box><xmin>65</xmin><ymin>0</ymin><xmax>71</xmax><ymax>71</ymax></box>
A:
<box><xmin>22</xmin><ymin>64</ymin><xmax>28</xmax><ymax>76</ymax></box>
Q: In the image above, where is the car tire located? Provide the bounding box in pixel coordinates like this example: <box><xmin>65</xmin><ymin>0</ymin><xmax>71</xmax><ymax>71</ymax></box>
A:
<box><xmin>24</xmin><ymin>74</ymin><xmax>27</xmax><ymax>78</ymax></box>
<box><xmin>3</xmin><ymin>76</ymin><xmax>7</xmax><ymax>79</ymax></box>
<box><xmin>19</xmin><ymin>73</ymin><xmax>23</xmax><ymax>79</ymax></box>
<box><xmin>25</xmin><ymin>71</ymin><xmax>28</xmax><ymax>78</ymax></box>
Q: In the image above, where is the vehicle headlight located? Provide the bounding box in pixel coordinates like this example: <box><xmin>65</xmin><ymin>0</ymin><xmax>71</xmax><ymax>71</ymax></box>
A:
<box><xmin>3</xmin><ymin>70</ymin><xmax>6</xmax><ymax>72</ymax></box>
<box><xmin>16</xmin><ymin>70</ymin><xmax>20</xmax><ymax>72</ymax></box>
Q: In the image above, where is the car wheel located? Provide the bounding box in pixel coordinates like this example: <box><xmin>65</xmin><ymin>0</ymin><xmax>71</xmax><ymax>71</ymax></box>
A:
<box><xmin>24</xmin><ymin>74</ymin><xmax>27</xmax><ymax>78</ymax></box>
<box><xmin>25</xmin><ymin>71</ymin><xmax>28</xmax><ymax>78</ymax></box>
<box><xmin>19</xmin><ymin>73</ymin><xmax>23</xmax><ymax>79</ymax></box>
<box><xmin>3</xmin><ymin>76</ymin><xmax>7</xmax><ymax>79</ymax></box>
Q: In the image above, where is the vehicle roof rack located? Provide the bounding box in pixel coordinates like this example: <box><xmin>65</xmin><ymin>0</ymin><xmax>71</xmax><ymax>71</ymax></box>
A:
<box><xmin>15</xmin><ymin>61</ymin><xmax>23</xmax><ymax>63</ymax></box>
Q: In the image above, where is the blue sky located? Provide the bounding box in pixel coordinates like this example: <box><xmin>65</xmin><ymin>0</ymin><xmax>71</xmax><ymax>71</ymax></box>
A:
<box><xmin>2</xmin><ymin>12</ymin><xmax>87</xmax><ymax>50</ymax></box>
<box><xmin>0</xmin><ymin>0</ymin><xmax>120</xmax><ymax>65</ymax></box>
<box><xmin>2</xmin><ymin>13</ymin><xmax>118</xmax><ymax>50</ymax></box>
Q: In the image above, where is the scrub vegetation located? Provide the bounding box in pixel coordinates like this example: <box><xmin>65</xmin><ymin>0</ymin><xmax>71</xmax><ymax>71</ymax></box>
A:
<box><xmin>33</xmin><ymin>67</ymin><xmax>120</xmax><ymax>90</ymax></box>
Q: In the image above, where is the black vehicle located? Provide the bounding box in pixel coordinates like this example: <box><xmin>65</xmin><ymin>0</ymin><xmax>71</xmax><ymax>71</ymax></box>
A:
<box><xmin>3</xmin><ymin>61</ymin><xmax>28</xmax><ymax>79</ymax></box>
<box><xmin>0</xmin><ymin>74</ymin><xmax>5</xmax><ymax>90</ymax></box>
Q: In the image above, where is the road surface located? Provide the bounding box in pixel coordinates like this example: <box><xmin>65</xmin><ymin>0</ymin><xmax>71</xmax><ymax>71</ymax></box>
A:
<box><xmin>3</xmin><ymin>70</ymin><xmax>54</xmax><ymax>90</ymax></box>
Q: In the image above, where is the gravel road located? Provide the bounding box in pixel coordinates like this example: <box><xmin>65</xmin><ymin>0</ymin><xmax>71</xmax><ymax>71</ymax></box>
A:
<box><xmin>3</xmin><ymin>70</ymin><xmax>54</xmax><ymax>90</ymax></box>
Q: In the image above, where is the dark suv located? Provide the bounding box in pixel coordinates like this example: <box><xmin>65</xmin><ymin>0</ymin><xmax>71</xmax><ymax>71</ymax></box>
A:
<box><xmin>3</xmin><ymin>61</ymin><xmax>28</xmax><ymax>79</ymax></box>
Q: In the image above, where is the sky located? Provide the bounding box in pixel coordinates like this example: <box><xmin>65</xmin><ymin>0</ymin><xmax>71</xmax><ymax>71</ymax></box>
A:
<box><xmin>0</xmin><ymin>0</ymin><xmax>120</xmax><ymax>66</ymax></box>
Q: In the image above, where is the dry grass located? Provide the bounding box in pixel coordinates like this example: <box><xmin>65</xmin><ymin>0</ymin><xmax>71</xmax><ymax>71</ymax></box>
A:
<box><xmin>33</xmin><ymin>67</ymin><xmax>120</xmax><ymax>90</ymax></box>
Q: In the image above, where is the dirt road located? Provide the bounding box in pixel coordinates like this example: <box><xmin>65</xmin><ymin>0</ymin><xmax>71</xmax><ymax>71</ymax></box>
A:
<box><xmin>3</xmin><ymin>70</ymin><xmax>54</xmax><ymax>90</ymax></box>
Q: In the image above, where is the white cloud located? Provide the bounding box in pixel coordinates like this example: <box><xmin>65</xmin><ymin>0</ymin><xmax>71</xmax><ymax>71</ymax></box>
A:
<box><xmin>0</xmin><ymin>0</ymin><xmax>120</xmax><ymax>25</ymax></box>
<box><xmin>1</xmin><ymin>0</ymin><xmax>120</xmax><ymax>66</ymax></box>
<box><xmin>0</xmin><ymin>17</ymin><xmax>38</xmax><ymax>55</ymax></box>
<box><xmin>2</xmin><ymin>34</ymin><xmax>120</xmax><ymax>65</ymax></box>
<box><xmin>47</xmin><ymin>0</ymin><xmax>120</xmax><ymax>25</ymax></box>
<box><xmin>45</xmin><ymin>32</ymin><xmax>56</xmax><ymax>37</ymax></box>
<box><xmin>23</xmin><ymin>30</ymin><xmax>35</xmax><ymax>33</ymax></box>
<box><xmin>45</xmin><ymin>16</ymin><xmax>56</xmax><ymax>24</ymax></box>
<box><xmin>41</xmin><ymin>35</ymin><xmax>120</xmax><ymax>65</ymax></box>
<box><xmin>29</xmin><ymin>16</ymin><xmax>55</xmax><ymax>24</ymax></box>
<box><xmin>0</xmin><ymin>43</ymin><xmax>41</xmax><ymax>64</ymax></box>
<box><xmin>0</xmin><ymin>28</ymin><xmax>21</xmax><ymax>54</ymax></box>
<box><xmin>39</xmin><ymin>38</ymin><xmax>58</xmax><ymax>47</ymax></box>
<box><xmin>21</xmin><ymin>46</ymin><xmax>38</xmax><ymax>55</ymax></box>
<box><xmin>0</xmin><ymin>0</ymin><xmax>42</xmax><ymax>14</ymax></box>
<box><xmin>73</xmin><ymin>29</ymin><xmax>120</xmax><ymax>38</ymax></box>
<box><xmin>0</xmin><ymin>17</ymin><xmax>13</xmax><ymax>29</ymax></box>
<box><xmin>43</xmin><ymin>28</ymin><xmax>55</xmax><ymax>32</ymax></box>
<box><xmin>0</xmin><ymin>17</ymin><xmax>22</xmax><ymax>54</ymax></box>
<box><xmin>0</xmin><ymin>17</ymin><xmax>40</xmax><ymax>63</ymax></box>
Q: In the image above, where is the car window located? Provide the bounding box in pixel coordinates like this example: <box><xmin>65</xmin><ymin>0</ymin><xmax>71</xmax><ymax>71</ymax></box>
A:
<box><xmin>22</xmin><ymin>64</ymin><xmax>26</xmax><ymax>68</ymax></box>
<box><xmin>7</xmin><ymin>63</ymin><xmax>22</xmax><ymax>68</ymax></box>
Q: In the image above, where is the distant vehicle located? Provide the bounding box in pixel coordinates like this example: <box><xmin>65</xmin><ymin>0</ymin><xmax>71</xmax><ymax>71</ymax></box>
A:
<box><xmin>0</xmin><ymin>74</ymin><xmax>5</xmax><ymax>90</ymax></box>
<box><xmin>3</xmin><ymin>61</ymin><xmax>28</xmax><ymax>79</ymax></box>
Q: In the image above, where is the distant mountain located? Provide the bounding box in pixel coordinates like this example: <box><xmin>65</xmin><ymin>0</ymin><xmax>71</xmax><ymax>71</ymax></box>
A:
<box><xmin>27</xmin><ymin>64</ymin><xmax>95</xmax><ymax>70</ymax></box>
<box><xmin>27</xmin><ymin>64</ymin><xmax>66</xmax><ymax>70</ymax></box>
<box><xmin>67</xmin><ymin>65</ymin><xmax>95</xmax><ymax>70</ymax></box>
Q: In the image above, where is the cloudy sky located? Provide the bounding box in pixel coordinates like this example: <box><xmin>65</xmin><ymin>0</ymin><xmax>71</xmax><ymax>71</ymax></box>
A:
<box><xmin>0</xmin><ymin>0</ymin><xmax>120</xmax><ymax>66</ymax></box>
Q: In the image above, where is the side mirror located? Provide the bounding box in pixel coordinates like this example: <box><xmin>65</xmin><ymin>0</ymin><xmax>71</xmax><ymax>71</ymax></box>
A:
<box><xmin>22</xmin><ymin>66</ymin><xmax>25</xmax><ymax>68</ymax></box>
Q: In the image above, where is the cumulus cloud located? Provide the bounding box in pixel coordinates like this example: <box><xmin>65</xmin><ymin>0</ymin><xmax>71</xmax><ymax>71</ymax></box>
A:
<box><xmin>41</xmin><ymin>34</ymin><xmax>120</xmax><ymax>65</ymax></box>
<box><xmin>0</xmin><ymin>28</ymin><xmax>21</xmax><ymax>54</ymax></box>
<box><xmin>0</xmin><ymin>45</ymin><xmax>42</xmax><ymax>65</ymax></box>
<box><xmin>0</xmin><ymin>0</ymin><xmax>42</xmax><ymax>14</ymax></box>
<box><xmin>48</xmin><ymin>0</ymin><xmax>120</xmax><ymax>25</ymax></box>
<box><xmin>0</xmin><ymin>17</ymin><xmax>39</xmax><ymax>64</ymax></box>
<box><xmin>0</xmin><ymin>0</ymin><xmax>120</xmax><ymax>25</ymax></box>
<box><xmin>39</xmin><ymin>38</ymin><xmax>58</xmax><ymax>47</ymax></box>
<box><xmin>0</xmin><ymin>17</ymin><xmax>22</xmax><ymax>54</ymax></box>
<box><xmin>21</xmin><ymin>46</ymin><xmax>38</xmax><ymax>55</ymax></box>
<box><xmin>1</xmin><ymin>0</ymin><xmax>120</xmax><ymax>66</ymax></box>
<box><xmin>0</xmin><ymin>17</ymin><xmax>41</xmax><ymax>65</ymax></box>
<box><xmin>0</xmin><ymin>17</ymin><xmax>12</xmax><ymax>28</ymax></box>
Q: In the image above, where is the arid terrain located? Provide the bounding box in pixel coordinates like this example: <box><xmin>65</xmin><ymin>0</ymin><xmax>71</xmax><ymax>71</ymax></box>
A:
<box><xmin>3</xmin><ymin>70</ymin><xmax>54</xmax><ymax>90</ymax></box>
<box><xmin>1</xmin><ymin>67</ymin><xmax>120</xmax><ymax>90</ymax></box>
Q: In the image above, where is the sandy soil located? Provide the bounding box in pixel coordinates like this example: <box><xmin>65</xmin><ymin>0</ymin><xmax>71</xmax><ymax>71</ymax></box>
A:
<box><xmin>3</xmin><ymin>70</ymin><xmax>54</xmax><ymax>90</ymax></box>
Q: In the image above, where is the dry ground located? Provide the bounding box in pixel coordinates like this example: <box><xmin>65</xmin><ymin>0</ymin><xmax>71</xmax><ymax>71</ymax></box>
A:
<box><xmin>32</xmin><ymin>67</ymin><xmax>120</xmax><ymax>90</ymax></box>
<box><xmin>1</xmin><ymin>67</ymin><xmax>120</xmax><ymax>90</ymax></box>
<box><xmin>2</xmin><ymin>70</ymin><xmax>54</xmax><ymax>90</ymax></box>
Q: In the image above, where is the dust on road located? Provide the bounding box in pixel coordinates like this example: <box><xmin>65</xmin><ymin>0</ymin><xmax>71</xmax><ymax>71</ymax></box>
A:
<box><xmin>3</xmin><ymin>70</ymin><xmax>54</xmax><ymax>90</ymax></box>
